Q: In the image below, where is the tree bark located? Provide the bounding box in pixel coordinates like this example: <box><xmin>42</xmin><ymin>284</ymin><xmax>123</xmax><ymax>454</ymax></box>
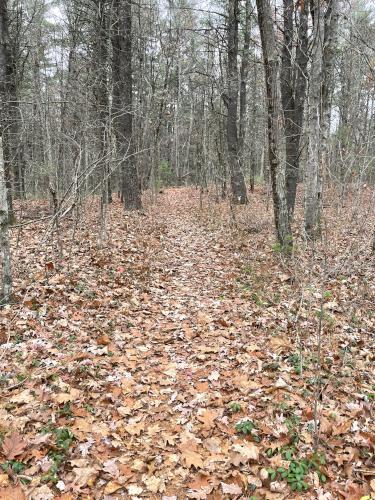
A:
<box><xmin>238</xmin><ymin>0</ymin><xmax>251</xmax><ymax>174</ymax></box>
<box><xmin>0</xmin><ymin>137</ymin><xmax>12</xmax><ymax>303</ymax></box>
<box><xmin>305</xmin><ymin>0</ymin><xmax>323</xmax><ymax>238</ymax></box>
<box><xmin>304</xmin><ymin>0</ymin><xmax>338</xmax><ymax>238</ymax></box>
<box><xmin>112</xmin><ymin>0</ymin><xmax>142</xmax><ymax>210</ymax></box>
<box><xmin>227</xmin><ymin>0</ymin><xmax>248</xmax><ymax>205</ymax></box>
<box><xmin>281</xmin><ymin>0</ymin><xmax>309</xmax><ymax>219</ymax></box>
<box><xmin>256</xmin><ymin>0</ymin><xmax>292</xmax><ymax>250</ymax></box>
<box><xmin>0</xmin><ymin>0</ymin><xmax>14</xmax><ymax>218</ymax></box>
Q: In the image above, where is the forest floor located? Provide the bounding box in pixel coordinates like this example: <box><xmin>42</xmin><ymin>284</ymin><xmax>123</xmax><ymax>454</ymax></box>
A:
<box><xmin>0</xmin><ymin>187</ymin><xmax>374</xmax><ymax>500</ymax></box>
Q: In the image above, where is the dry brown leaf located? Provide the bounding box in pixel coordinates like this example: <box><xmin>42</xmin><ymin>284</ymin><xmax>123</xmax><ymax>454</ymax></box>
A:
<box><xmin>197</xmin><ymin>409</ymin><xmax>218</xmax><ymax>429</ymax></box>
<box><xmin>332</xmin><ymin>419</ymin><xmax>352</xmax><ymax>436</ymax></box>
<box><xmin>127</xmin><ymin>484</ymin><xmax>143</xmax><ymax>495</ymax></box>
<box><xmin>181</xmin><ymin>449</ymin><xmax>204</xmax><ymax>468</ymax></box>
<box><xmin>104</xmin><ymin>481</ymin><xmax>122</xmax><ymax>494</ymax></box>
<box><xmin>0</xmin><ymin>486</ymin><xmax>25</xmax><ymax>500</ymax></box>
<box><xmin>72</xmin><ymin>418</ymin><xmax>93</xmax><ymax>433</ymax></box>
<box><xmin>320</xmin><ymin>416</ymin><xmax>333</xmax><ymax>435</ymax></box>
<box><xmin>197</xmin><ymin>311</ymin><xmax>212</xmax><ymax>325</ymax></box>
<box><xmin>123</xmin><ymin>421</ymin><xmax>144</xmax><ymax>436</ymax></box>
<box><xmin>29</xmin><ymin>485</ymin><xmax>54</xmax><ymax>500</ymax></box>
<box><xmin>1</xmin><ymin>433</ymin><xmax>27</xmax><ymax>460</ymax></box>
<box><xmin>270</xmin><ymin>336</ymin><xmax>291</xmax><ymax>353</ymax></box>
<box><xmin>9</xmin><ymin>390</ymin><xmax>34</xmax><ymax>405</ymax></box>
<box><xmin>72</xmin><ymin>467</ymin><xmax>98</xmax><ymax>488</ymax></box>
<box><xmin>221</xmin><ymin>482</ymin><xmax>243</xmax><ymax>495</ymax></box>
<box><xmin>231</xmin><ymin>442</ymin><xmax>259</xmax><ymax>464</ymax></box>
<box><xmin>97</xmin><ymin>334</ymin><xmax>110</xmax><ymax>346</ymax></box>
<box><xmin>143</xmin><ymin>475</ymin><xmax>165</xmax><ymax>493</ymax></box>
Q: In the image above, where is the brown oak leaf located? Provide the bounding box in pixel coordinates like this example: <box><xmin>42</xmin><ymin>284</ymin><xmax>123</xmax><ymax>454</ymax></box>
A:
<box><xmin>0</xmin><ymin>486</ymin><xmax>26</xmax><ymax>500</ymax></box>
<box><xmin>1</xmin><ymin>433</ymin><xmax>27</xmax><ymax>460</ymax></box>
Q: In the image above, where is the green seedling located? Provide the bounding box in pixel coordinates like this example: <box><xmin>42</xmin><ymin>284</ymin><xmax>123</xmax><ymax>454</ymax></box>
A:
<box><xmin>228</xmin><ymin>402</ymin><xmax>242</xmax><ymax>413</ymax></box>
<box><xmin>235</xmin><ymin>420</ymin><xmax>255</xmax><ymax>435</ymax></box>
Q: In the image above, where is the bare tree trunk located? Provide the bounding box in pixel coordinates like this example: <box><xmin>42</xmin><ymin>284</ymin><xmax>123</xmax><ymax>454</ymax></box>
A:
<box><xmin>112</xmin><ymin>0</ymin><xmax>142</xmax><ymax>210</ymax></box>
<box><xmin>238</xmin><ymin>0</ymin><xmax>251</xmax><ymax>178</ymax></box>
<box><xmin>256</xmin><ymin>0</ymin><xmax>292</xmax><ymax>250</ymax></box>
<box><xmin>227</xmin><ymin>0</ymin><xmax>248</xmax><ymax>205</ymax></box>
<box><xmin>281</xmin><ymin>0</ymin><xmax>309</xmax><ymax>219</ymax></box>
<box><xmin>0</xmin><ymin>138</ymin><xmax>12</xmax><ymax>303</ymax></box>
<box><xmin>304</xmin><ymin>0</ymin><xmax>323</xmax><ymax>238</ymax></box>
<box><xmin>305</xmin><ymin>0</ymin><xmax>338</xmax><ymax>239</ymax></box>
<box><xmin>0</xmin><ymin>0</ymin><xmax>14</xmax><ymax>220</ymax></box>
<box><xmin>320</xmin><ymin>0</ymin><xmax>339</xmax><ymax>189</ymax></box>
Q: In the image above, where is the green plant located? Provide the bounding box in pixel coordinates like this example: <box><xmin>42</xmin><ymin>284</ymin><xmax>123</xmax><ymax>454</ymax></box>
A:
<box><xmin>242</xmin><ymin>265</ymin><xmax>253</xmax><ymax>275</ymax></box>
<box><xmin>281</xmin><ymin>445</ymin><xmax>297</xmax><ymax>460</ymax></box>
<box><xmin>235</xmin><ymin>420</ymin><xmax>255</xmax><ymax>435</ymax></box>
<box><xmin>251</xmin><ymin>293</ymin><xmax>264</xmax><ymax>306</ymax></box>
<box><xmin>272</xmin><ymin>236</ymin><xmax>293</xmax><ymax>255</ymax></box>
<box><xmin>267</xmin><ymin>453</ymin><xmax>327</xmax><ymax>492</ymax></box>
<box><xmin>228</xmin><ymin>402</ymin><xmax>242</xmax><ymax>413</ymax></box>
<box><xmin>57</xmin><ymin>402</ymin><xmax>73</xmax><ymax>419</ymax></box>
<box><xmin>286</xmin><ymin>353</ymin><xmax>305</xmax><ymax>375</ymax></box>
<box><xmin>16</xmin><ymin>373</ymin><xmax>28</xmax><ymax>382</ymax></box>
<box><xmin>2</xmin><ymin>460</ymin><xmax>26</xmax><ymax>474</ymax></box>
<box><xmin>54</xmin><ymin>427</ymin><xmax>75</xmax><ymax>450</ymax></box>
<box><xmin>84</xmin><ymin>403</ymin><xmax>95</xmax><ymax>414</ymax></box>
<box><xmin>315</xmin><ymin>310</ymin><xmax>335</xmax><ymax>328</ymax></box>
<box><xmin>285</xmin><ymin>414</ymin><xmax>300</xmax><ymax>434</ymax></box>
<box><xmin>41</xmin><ymin>428</ymin><xmax>75</xmax><ymax>485</ymax></box>
<box><xmin>159</xmin><ymin>160</ymin><xmax>174</xmax><ymax>186</ymax></box>
<box><xmin>272</xmin><ymin>242</ymin><xmax>283</xmax><ymax>253</ymax></box>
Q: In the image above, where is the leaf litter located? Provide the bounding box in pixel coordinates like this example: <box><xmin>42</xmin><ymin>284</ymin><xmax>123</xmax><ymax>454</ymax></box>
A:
<box><xmin>0</xmin><ymin>187</ymin><xmax>373</xmax><ymax>499</ymax></box>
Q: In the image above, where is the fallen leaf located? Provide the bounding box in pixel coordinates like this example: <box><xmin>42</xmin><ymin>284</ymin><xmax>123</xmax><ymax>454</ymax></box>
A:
<box><xmin>127</xmin><ymin>484</ymin><xmax>143</xmax><ymax>495</ymax></box>
<box><xmin>143</xmin><ymin>475</ymin><xmax>165</xmax><ymax>493</ymax></box>
<box><xmin>123</xmin><ymin>421</ymin><xmax>144</xmax><ymax>436</ymax></box>
<box><xmin>197</xmin><ymin>409</ymin><xmax>218</xmax><ymax>429</ymax></box>
<box><xmin>274</xmin><ymin>377</ymin><xmax>288</xmax><ymax>389</ymax></box>
<box><xmin>104</xmin><ymin>481</ymin><xmax>122</xmax><ymax>494</ymax></box>
<box><xmin>221</xmin><ymin>482</ymin><xmax>242</xmax><ymax>495</ymax></box>
<box><xmin>97</xmin><ymin>334</ymin><xmax>110</xmax><ymax>346</ymax></box>
<box><xmin>0</xmin><ymin>486</ymin><xmax>25</xmax><ymax>500</ymax></box>
<box><xmin>332</xmin><ymin>419</ymin><xmax>352</xmax><ymax>436</ymax></box>
<box><xmin>231</xmin><ymin>442</ymin><xmax>259</xmax><ymax>464</ymax></box>
<box><xmin>181</xmin><ymin>449</ymin><xmax>204</xmax><ymax>468</ymax></box>
<box><xmin>9</xmin><ymin>390</ymin><xmax>34</xmax><ymax>405</ymax></box>
<box><xmin>197</xmin><ymin>311</ymin><xmax>212</xmax><ymax>325</ymax></box>
<box><xmin>29</xmin><ymin>485</ymin><xmax>54</xmax><ymax>500</ymax></box>
<box><xmin>72</xmin><ymin>467</ymin><xmax>98</xmax><ymax>488</ymax></box>
<box><xmin>1</xmin><ymin>433</ymin><xmax>27</xmax><ymax>460</ymax></box>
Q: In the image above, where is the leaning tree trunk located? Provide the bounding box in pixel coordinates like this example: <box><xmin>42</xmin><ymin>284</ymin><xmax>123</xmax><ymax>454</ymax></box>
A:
<box><xmin>227</xmin><ymin>0</ymin><xmax>248</xmax><ymax>205</ymax></box>
<box><xmin>112</xmin><ymin>0</ymin><xmax>142</xmax><ymax>210</ymax></box>
<box><xmin>256</xmin><ymin>0</ymin><xmax>292</xmax><ymax>250</ymax></box>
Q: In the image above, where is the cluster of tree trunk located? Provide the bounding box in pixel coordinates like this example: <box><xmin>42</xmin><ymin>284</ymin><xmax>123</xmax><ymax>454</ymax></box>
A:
<box><xmin>256</xmin><ymin>0</ymin><xmax>339</xmax><ymax>247</ymax></box>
